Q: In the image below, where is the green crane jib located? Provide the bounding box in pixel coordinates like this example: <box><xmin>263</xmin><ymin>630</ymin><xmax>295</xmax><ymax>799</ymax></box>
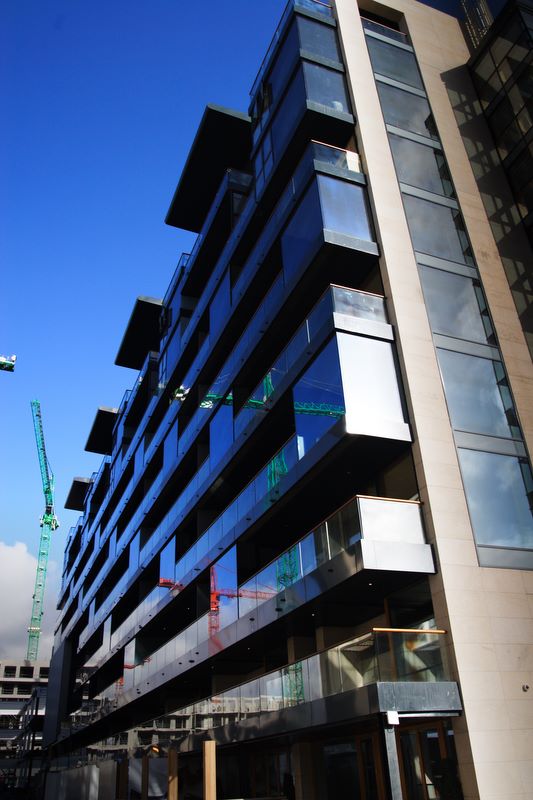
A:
<box><xmin>27</xmin><ymin>400</ymin><xmax>59</xmax><ymax>662</ymax></box>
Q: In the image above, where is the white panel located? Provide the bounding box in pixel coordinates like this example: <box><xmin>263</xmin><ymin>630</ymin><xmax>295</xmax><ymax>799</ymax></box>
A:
<box><xmin>337</xmin><ymin>333</ymin><xmax>407</xmax><ymax>436</ymax></box>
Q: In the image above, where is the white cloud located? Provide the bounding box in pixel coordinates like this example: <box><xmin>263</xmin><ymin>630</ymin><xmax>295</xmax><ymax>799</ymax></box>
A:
<box><xmin>0</xmin><ymin>541</ymin><xmax>60</xmax><ymax>662</ymax></box>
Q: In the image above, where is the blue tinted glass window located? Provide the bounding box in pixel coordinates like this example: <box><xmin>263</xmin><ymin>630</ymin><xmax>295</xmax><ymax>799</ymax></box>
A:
<box><xmin>159</xmin><ymin>538</ymin><xmax>175</xmax><ymax>583</ymax></box>
<box><xmin>210</xmin><ymin>547</ymin><xmax>238</xmax><ymax>632</ymax></box>
<box><xmin>162</xmin><ymin>325</ymin><xmax>181</xmax><ymax>386</ymax></box>
<box><xmin>293</xmin><ymin>338</ymin><xmax>344</xmax><ymax>458</ymax></box>
<box><xmin>209</xmin><ymin>271</ymin><xmax>230</xmax><ymax>339</ymax></box>
<box><xmin>281</xmin><ymin>180</ymin><xmax>323</xmax><ymax>284</ymax></box>
<box><xmin>403</xmin><ymin>195</ymin><xmax>473</xmax><ymax>265</ymax></box>
<box><xmin>210</xmin><ymin>402</ymin><xmax>233</xmax><ymax>469</ymax></box>
<box><xmin>271</xmin><ymin>68</ymin><xmax>306</xmax><ymax>156</ymax></box>
<box><xmin>438</xmin><ymin>349</ymin><xmax>520</xmax><ymax>439</ymax></box>
<box><xmin>459</xmin><ymin>449</ymin><xmax>533</xmax><ymax>549</ymax></box>
<box><xmin>419</xmin><ymin>266</ymin><xmax>495</xmax><ymax>345</ymax></box>
<box><xmin>377</xmin><ymin>82</ymin><xmax>437</xmax><ymax>138</ymax></box>
<box><xmin>317</xmin><ymin>175</ymin><xmax>374</xmax><ymax>241</ymax></box>
<box><xmin>303</xmin><ymin>62</ymin><xmax>351</xmax><ymax>113</ymax></box>
<box><xmin>268</xmin><ymin>21</ymin><xmax>300</xmax><ymax>103</ymax></box>
<box><xmin>297</xmin><ymin>16</ymin><xmax>341</xmax><ymax>62</ymax></box>
<box><xmin>366</xmin><ymin>37</ymin><xmax>424</xmax><ymax>90</ymax></box>
<box><xmin>389</xmin><ymin>134</ymin><xmax>453</xmax><ymax>197</ymax></box>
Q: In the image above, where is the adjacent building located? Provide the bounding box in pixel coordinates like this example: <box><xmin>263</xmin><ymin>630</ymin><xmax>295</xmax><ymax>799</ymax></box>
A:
<box><xmin>44</xmin><ymin>1</ymin><xmax>533</xmax><ymax>799</ymax></box>
<box><xmin>468</xmin><ymin>0</ymin><xmax>533</xmax><ymax>356</ymax></box>
<box><xmin>0</xmin><ymin>660</ymin><xmax>48</xmax><ymax>789</ymax></box>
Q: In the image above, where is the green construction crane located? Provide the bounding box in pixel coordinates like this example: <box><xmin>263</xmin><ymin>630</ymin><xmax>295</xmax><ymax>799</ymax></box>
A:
<box><xmin>27</xmin><ymin>400</ymin><xmax>59</xmax><ymax>662</ymax></box>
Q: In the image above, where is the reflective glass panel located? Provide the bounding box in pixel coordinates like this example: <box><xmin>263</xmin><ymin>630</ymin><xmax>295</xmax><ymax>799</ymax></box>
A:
<box><xmin>389</xmin><ymin>134</ymin><xmax>453</xmax><ymax>196</ymax></box>
<box><xmin>438</xmin><ymin>349</ymin><xmax>520</xmax><ymax>439</ymax></box>
<box><xmin>419</xmin><ymin>266</ymin><xmax>495</xmax><ymax>344</ymax></box>
<box><xmin>317</xmin><ymin>175</ymin><xmax>374</xmax><ymax>241</ymax></box>
<box><xmin>210</xmin><ymin>547</ymin><xmax>238</xmax><ymax>632</ymax></box>
<box><xmin>281</xmin><ymin>180</ymin><xmax>323</xmax><ymax>283</ymax></box>
<box><xmin>271</xmin><ymin>68</ymin><xmax>306</xmax><ymax>156</ymax></box>
<box><xmin>159</xmin><ymin>538</ymin><xmax>175</xmax><ymax>584</ymax></box>
<box><xmin>327</xmin><ymin>500</ymin><xmax>360</xmax><ymax>552</ymax></box>
<box><xmin>209</xmin><ymin>271</ymin><xmax>230</xmax><ymax>339</ymax></box>
<box><xmin>268</xmin><ymin>21</ymin><xmax>300</xmax><ymax>103</ymax></box>
<box><xmin>297</xmin><ymin>16</ymin><xmax>341</xmax><ymax>62</ymax></box>
<box><xmin>366</xmin><ymin>36</ymin><xmax>424</xmax><ymax>89</ymax></box>
<box><xmin>293</xmin><ymin>338</ymin><xmax>344</xmax><ymax>458</ymax></box>
<box><xmin>210</xmin><ymin>402</ymin><xmax>233</xmax><ymax>469</ymax></box>
<box><xmin>458</xmin><ymin>449</ymin><xmax>533</xmax><ymax>548</ymax></box>
<box><xmin>303</xmin><ymin>61</ymin><xmax>351</xmax><ymax>113</ymax></box>
<box><xmin>403</xmin><ymin>195</ymin><xmax>473</xmax><ymax>265</ymax></box>
<box><xmin>322</xmin><ymin>742</ymin><xmax>361</xmax><ymax>800</ymax></box>
<box><xmin>332</xmin><ymin>286</ymin><xmax>387</xmax><ymax>323</ymax></box>
<box><xmin>400</xmin><ymin>732</ymin><xmax>426</xmax><ymax>800</ymax></box>
<box><xmin>377</xmin><ymin>82</ymin><xmax>437</xmax><ymax>138</ymax></box>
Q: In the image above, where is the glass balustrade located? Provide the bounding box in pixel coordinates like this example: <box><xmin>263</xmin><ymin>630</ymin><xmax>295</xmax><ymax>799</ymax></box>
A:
<box><xmin>234</xmin><ymin>285</ymin><xmax>386</xmax><ymax>438</ymax></box>
<box><xmin>174</xmin><ymin>436</ymin><xmax>300</xmax><ymax>581</ymax></box>
<box><xmin>80</xmin><ymin>487</ymin><xmax>421</xmax><ymax>681</ymax></box>
<box><xmin>312</xmin><ymin>141</ymin><xmax>362</xmax><ymax>172</ymax></box>
<box><xmin>109</xmin><ymin>586</ymin><xmax>168</xmax><ymax>650</ymax></box>
<box><xmin>123</xmin><ymin>496</ymin><xmax>424</xmax><ymax>690</ymax></box>
<box><xmin>332</xmin><ymin>285</ymin><xmax>387</xmax><ymax>323</ymax></box>
<box><xmin>361</xmin><ymin>16</ymin><xmax>408</xmax><ymax>43</ymax></box>
<box><xmin>78</xmin><ymin>626</ymin><xmax>448</xmax><ymax>727</ymax></box>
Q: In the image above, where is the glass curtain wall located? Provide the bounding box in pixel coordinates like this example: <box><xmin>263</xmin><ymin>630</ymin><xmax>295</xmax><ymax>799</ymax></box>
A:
<box><xmin>363</xmin><ymin>18</ymin><xmax>533</xmax><ymax>566</ymax></box>
<box><xmin>470</xmin><ymin>7</ymin><xmax>533</xmax><ymax>243</ymax></box>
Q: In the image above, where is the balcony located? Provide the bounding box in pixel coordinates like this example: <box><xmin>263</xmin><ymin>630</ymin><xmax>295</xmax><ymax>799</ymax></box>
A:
<box><xmin>250</xmin><ymin>0</ymin><xmax>335</xmax><ymax>104</ymax></box>
<box><xmin>78</xmin><ymin>627</ymin><xmax>460</xmax><ymax>735</ymax></box>
<box><xmin>89</xmin><ymin>495</ymin><xmax>433</xmax><ymax>710</ymax></box>
<box><xmin>193</xmin><ymin>627</ymin><xmax>453</xmax><ymax>722</ymax></box>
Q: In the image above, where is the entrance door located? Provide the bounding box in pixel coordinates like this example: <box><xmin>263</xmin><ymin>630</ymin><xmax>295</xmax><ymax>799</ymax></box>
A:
<box><xmin>322</xmin><ymin>733</ymin><xmax>385</xmax><ymax>800</ymax></box>
<box><xmin>399</xmin><ymin>722</ymin><xmax>463</xmax><ymax>800</ymax></box>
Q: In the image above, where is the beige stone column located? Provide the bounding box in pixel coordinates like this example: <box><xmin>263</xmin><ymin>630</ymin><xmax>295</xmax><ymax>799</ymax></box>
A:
<box><xmin>168</xmin><ymin>747</ymin><xmax>179</xmax><ymax>800</ymax></box>
<box><xmin>203</xmin><ymin>740</ymin><xmax>216</xmax><ymax>800</ymax></box>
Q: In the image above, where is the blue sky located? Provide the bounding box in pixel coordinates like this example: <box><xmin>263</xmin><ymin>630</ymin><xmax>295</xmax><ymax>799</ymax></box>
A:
<box><xmin>0</xmin><ymin>0</ymin><xmax>288</xmax><ymax>659</ymax></box>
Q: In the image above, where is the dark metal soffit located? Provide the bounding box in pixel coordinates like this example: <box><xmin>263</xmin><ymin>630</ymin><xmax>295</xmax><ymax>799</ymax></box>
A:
<box><xmin>115</xmin><ymin>296</ymin><xmax>162</xmax><ymax>370</ymax></box>
<box><xmin>165</xmin><ymin>104</ymin><xmax>252</xmax><ymax>233</ymax></box>
<box><xmin>85</xmin><ymin>407</ymin><xmax>118</xmax><ymax>455</ymax></box>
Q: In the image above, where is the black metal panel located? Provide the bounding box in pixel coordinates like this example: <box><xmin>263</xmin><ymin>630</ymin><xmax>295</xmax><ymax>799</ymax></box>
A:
<box><xmin>85</xmin><ymin>407</ymin><xmax>118</xmax><ymax>455</ymax></box>
<box><xmin>173</xmin><ymin>680</ymin><xmax>461</xmax><ymax>754</ymax></box>
<box><xmin>115</xmin><ymin>296</ymin><xmax>162</xmax><ymax>370</ymax></box>
<box><xmin>65</xmin><ymin>477</ymin><xmax>93</xmax><ymax>511</ymax></box>
<box><xmin>376</xmin><ymin>681</ymin><xmax>462</xmax><ymax>713</ymax></box>
<box><xmin>165</xmin><ymin>105</ymin><xmax>252</xmax><ymax>233</ymax></box>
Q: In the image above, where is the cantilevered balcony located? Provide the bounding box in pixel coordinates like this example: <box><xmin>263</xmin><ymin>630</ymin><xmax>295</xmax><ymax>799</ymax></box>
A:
<box><xmin>67</xmin><ymin>493</ymin><xmax>434</xmax><ymax>732</ymax></box>
<box><xmin>79</xmin><ymin>627</ymin><xmax>460</xmax><ymax>746</ymax></box>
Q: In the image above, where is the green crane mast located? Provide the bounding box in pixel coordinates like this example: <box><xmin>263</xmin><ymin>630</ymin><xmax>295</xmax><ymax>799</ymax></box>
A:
<box><xmin>27</xmin><ymin>400</ymin><xmax>59</xmax><ymax>662</ymax></box>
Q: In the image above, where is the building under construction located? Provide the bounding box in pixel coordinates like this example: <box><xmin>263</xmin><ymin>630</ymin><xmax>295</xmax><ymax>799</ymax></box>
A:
<box><xmin>0</xmin><ymin>660</ymin><xmax>48</xmax><ymax>790</ymax></box>
<box><xmin>44</xmin><ymin>0</ymin><xmax>533</xmax><ymax>798</ymax></box>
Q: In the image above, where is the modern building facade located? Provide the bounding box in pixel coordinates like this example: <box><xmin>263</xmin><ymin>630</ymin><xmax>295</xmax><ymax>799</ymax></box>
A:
<box><xmin>0</xmin><ymin>660</ymin><xmax>48</xmax><ymax>789</ymax></box>
<box><xmin>468</xmin><ymin>0</ymin><xmax>533</xmax><ymax>356</ymax></box>
<box><xmin>15</xmin><ymin>686</ymin><xmax>47</xmax><ymax>795</ymax></box>
<box><xmin>44</xmin><ymin>1</ymin><xmax>533</xmax><ymax>799</ymax></box>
